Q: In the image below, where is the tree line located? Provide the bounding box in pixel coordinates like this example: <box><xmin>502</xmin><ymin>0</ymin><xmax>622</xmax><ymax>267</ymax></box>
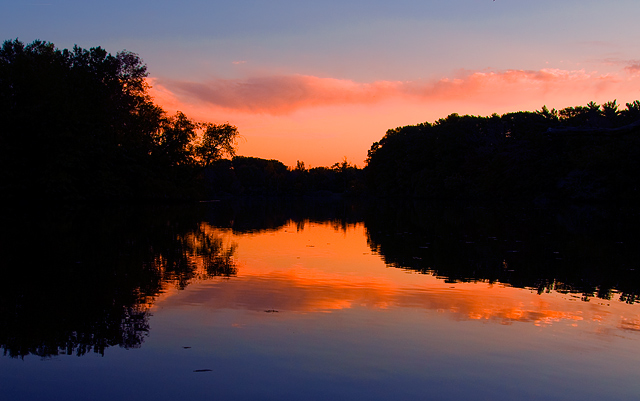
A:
<box><xmin>4</xmin><ymin>39</ymin><xmax>640</xmax><ymax>203</ymax></box>
<box><xmin>365</xmin><ymin>100</ymin><xmax>640</xmax><ymax>202</ymax></box>
<box><xmin>205</xmin><ymin>157</ymin><xmax>364</xmax><ymax>197</ymax></box>
<box><xmin>0</xmin><ymin>39</ymin><xmax>237</xmax><ymax>201</ymax></box>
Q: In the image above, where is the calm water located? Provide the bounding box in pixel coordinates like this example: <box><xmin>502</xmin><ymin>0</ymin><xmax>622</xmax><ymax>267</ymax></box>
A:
<box><xmin>1</xmin><ymin>200</ymin><xmax>639</xmax><ymax>400</ymax></box>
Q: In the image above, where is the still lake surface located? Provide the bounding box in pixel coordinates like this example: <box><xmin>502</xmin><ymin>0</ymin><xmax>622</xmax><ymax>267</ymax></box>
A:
<box><xmin>1</xmin><ymin>200</ymin><xmax>639</xmax><ymax>400</ymax></box>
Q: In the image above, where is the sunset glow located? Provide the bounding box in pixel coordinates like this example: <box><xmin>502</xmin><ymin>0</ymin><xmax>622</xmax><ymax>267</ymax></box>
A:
<box><xmin>5</xmin><ymin>0</ymin><xmax>640</xmax><ymax>167</ymax></box>
<box><xmin>148</xmin><ymin>67</ymin><xmax>640</xmax><ymax>166</ymax></box>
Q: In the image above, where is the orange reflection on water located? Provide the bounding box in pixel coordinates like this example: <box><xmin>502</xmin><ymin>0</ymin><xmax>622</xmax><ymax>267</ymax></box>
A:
<box><xmin>619</xmin><ymin>317</ymin><xmax>640</xmax><ymax>332</ymax></box>
<box><xmin>153</xmin><ymin>221</ymin><xmax>640</xmax><ymax>335</ymax></box>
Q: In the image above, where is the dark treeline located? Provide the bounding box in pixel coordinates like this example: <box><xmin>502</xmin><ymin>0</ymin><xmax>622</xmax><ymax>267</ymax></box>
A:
<box><xmin>365</xmin><ymin>101</ymin><xmax>640</xmax><ymax>202</ymax></box>
<box><xmin>0</xmin><ymin>39</ymin><xmax>238</xmax><ymax>201</ymax></box>
<box><xmin>205</xmin><ymin>157</ymin><xmax>364</xmax><ymax>197</ymax></box>
<box><xmin>6</xmin><ymin>39</ymin><xmax>640</xmax><ymax>203</ymax></box>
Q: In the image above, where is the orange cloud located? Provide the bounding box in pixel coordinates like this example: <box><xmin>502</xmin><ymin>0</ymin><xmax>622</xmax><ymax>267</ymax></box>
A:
<box><xmin>149</xmin><ymin>68</ymin><xmax>635</xmax><ymax>117</ymax></box>
<box><xmin>153</xmin><ymin>75</ymin><xmax>402</xmax><ymax>115</ymax></box>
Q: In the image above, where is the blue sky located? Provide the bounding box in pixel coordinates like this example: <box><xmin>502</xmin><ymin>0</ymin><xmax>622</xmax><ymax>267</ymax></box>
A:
<box><xmin>8</xmin><ymin>1</ymin><xmax>638</xmax><ymax>77</ymax></box>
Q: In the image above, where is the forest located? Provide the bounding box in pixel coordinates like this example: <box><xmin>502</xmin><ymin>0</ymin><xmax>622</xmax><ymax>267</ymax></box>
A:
<box><xmin>366</xmin><ymin>102</ymin><xmax>640</xmax><ymax>203</ymax></box>
<box><xmin>3</xmin><ymin>39</ymin><xmax>640</xmax><ymax>203</ymax></box>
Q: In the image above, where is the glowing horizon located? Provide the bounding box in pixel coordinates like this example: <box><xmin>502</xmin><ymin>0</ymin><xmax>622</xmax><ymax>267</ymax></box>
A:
<box><xmin>148</xmin><ymin>66</ymin><xmax>640</xmax><ymax>167</ymax></box>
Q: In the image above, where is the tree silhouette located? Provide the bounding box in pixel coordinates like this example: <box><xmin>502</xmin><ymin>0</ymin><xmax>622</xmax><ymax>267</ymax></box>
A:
<box><xmin>0</xmin><ymin>39</ymin><xmax>238</xmax><ymax>201</ymax></box>
<box><xmin>365</xmin><ymin>100</ymin><xmax>640</xmax><ymax>202</ymax></box>
<box><xmin>196</xmin><ymin>122</ymin><xmax>238</xmax><ymax>167</ymax></box>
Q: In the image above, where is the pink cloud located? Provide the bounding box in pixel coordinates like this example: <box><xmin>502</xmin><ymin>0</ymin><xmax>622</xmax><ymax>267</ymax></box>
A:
<box><xmin>625</xmin><ymin>63</ymin><xmax>640</xmax><ymax>75</ymax></box>
<box><xmin>150</xmin><ymin>68</ymin><xmax>631</xmax><ymax>116</ymax></box>
<box><xmin>416</xmin><ymin>69</ymin><xmax>595</xmax><ymax>100</ymax></box>
<box><xmin>597</xmin><ymin>58</ymin><xmax>640</xmax><ymax>75</ymax></box>
<box><xmin>154</xmin><ymin>75</ymin><xmax>403</xmax><ymax>115</ymax></box>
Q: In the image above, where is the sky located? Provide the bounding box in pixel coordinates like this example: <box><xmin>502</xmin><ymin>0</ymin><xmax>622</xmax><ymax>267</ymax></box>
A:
<box><xmin>4</xmin><ymin>0</ymin><xmax>640</xmax><ymax>167</ymax></box>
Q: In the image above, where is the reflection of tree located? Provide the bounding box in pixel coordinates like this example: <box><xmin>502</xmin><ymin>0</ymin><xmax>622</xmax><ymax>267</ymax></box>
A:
<box><xmin>202</xmin><ymin>197</ymin><xmax>364</xmax><ymax>234</ymax></box>
<box><xmin>152</xmin><ymin>224</ymin><xmax>238</xmax><ymax>290</ymax></box>
<box><xmin>365</xmin><ymin>201</ymin><xmax>640</xmax><ymax>303</ymax></box>
<box><xmin>0</xmin><ymin>199</ymin><xmax>364</xmax><ymax>358</ymax></box>
<box><xmin>4</xmin><ymin>198</ymin><xmax>637</xmax><ymax>358</ymax></box>
<box><xmin>0</xmin><ymin>205</ymin><xmax>237</xmax><ymax>358</ymax></box>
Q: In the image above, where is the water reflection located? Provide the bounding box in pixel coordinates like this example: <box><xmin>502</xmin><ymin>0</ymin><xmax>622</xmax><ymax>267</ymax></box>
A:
<box><xmin>365</xmin><ymin>201</ymin><xmax>640</xmax><ymax>303</ymax></box>
<box><xmin>0</xmin><ymin>205</ymin><xmax>237</xmax><ymax>358</ymax></box>
<box><xmin>164</xmin><ymin>220</ymin><xmax>640</xmax><ymax>336</ymax></box>
<box><xmin>2</xmin><ymin>199</ymin><xmax>640</xmax><ymax>360</ymax></box>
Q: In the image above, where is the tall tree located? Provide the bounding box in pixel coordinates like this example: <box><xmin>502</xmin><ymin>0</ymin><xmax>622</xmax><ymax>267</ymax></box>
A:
<box><xmin>196</xmin><ymin>122</ymin><xmax>238</xmax><ymax>168</ymax></box>
<box><xmin>0</xmin><ymin>39</ymin><xmax>238</xmax><ymax>200</ymax></box>
<box><xmin>0</xmin><ymin>39</ymin><xmax>164</xmax><ymax>199</ymax></box>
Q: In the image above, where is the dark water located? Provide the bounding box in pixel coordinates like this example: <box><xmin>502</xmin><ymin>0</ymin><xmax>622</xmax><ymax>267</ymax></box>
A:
<box><xmin>1</xmin><ymin>200</ymin><xmax>639</xmax><ymax>400</ymax></box>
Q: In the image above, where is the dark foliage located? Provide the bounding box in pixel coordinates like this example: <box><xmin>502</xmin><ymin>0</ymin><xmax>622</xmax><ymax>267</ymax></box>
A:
<box><xmin>365</xmin><ymin>102</ymin><xmax>640</xmax><ymax>202</ymax></box>
<box><xmin>203</xmin><ymin>156</ymin><xmax>365</xmax><ymax>198</ymax></box>
<box><xmin>0</xmin><ymin>39</ymin><xmax>237</xmax><ymax>201</ymax></box>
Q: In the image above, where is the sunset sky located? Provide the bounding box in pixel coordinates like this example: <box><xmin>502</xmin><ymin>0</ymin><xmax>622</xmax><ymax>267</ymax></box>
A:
<box><xmin>4</xmin><ymin>0</ymin><xmax>640</xmax><ymax>167</ymax></box>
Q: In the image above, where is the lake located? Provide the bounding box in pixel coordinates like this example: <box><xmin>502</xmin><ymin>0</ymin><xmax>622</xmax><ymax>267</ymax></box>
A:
<box><xmin>1</xmin><ymin>199</ymin><xmax>639</xmax><ymax>400</ymax></box>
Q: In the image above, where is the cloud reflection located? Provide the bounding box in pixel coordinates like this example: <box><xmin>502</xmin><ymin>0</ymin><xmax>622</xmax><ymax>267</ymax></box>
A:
<box><xmin>153</xmin><ymin>222</ymin><xmax>640</xmax><ymax>334</ymax></box>
<box><xmin>167</xmin><ymin>274</ymin><xmax>600</xmax><ymax>327</ymax></box>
